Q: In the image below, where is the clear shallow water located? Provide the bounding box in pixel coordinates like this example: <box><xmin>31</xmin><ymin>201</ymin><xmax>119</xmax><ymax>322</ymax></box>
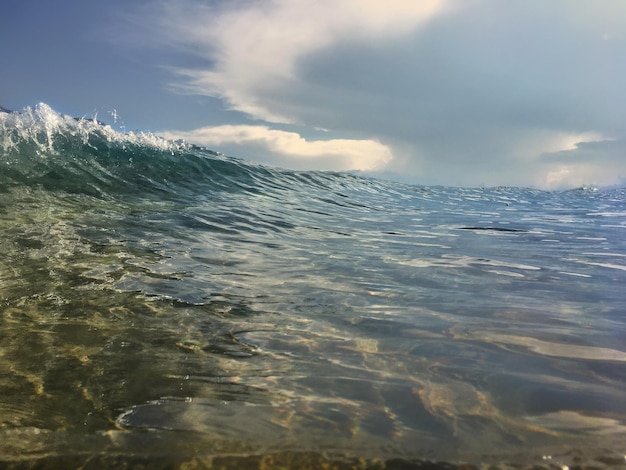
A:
<box><xmin>1</xmin><ymin>104</ymin><xmax>625</xmax><ymax>468</ymax></box>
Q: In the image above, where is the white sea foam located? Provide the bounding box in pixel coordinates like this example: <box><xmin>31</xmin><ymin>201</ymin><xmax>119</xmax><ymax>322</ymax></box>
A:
<box><xmin>0</xmin><ymin>103</ymin><xmax>188</xmax><ymax>156</ymax></box>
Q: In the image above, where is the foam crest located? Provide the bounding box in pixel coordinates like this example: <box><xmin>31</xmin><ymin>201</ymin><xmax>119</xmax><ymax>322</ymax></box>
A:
<box><xmin>0</xmin><ymin>103</ymin><xmax>188</xmax><ymax>156</ymax></box>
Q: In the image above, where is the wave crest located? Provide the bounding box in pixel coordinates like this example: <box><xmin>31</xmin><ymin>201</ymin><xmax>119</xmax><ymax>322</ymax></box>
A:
<box><xmin>0</xmin><ymin>103</ymin><xmax>187</xmax><ymax>156</ymax></box>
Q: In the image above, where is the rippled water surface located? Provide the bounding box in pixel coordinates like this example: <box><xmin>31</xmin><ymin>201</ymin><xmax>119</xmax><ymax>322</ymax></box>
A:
<box><xmin>1</xmin><ymin>105</ymin><xmax>625</xmax><ymax>468</ymax></box>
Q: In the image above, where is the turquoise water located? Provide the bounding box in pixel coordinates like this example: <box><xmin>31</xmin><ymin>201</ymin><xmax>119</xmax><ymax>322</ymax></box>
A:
<box><xmin>1</xmin><ymin>104</ymin><xmax>625</xmax><ymax>468</ymax></box>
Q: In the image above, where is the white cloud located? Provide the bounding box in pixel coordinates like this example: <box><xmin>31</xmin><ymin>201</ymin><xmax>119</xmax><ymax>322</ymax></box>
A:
<box><xmin>150</xmin><ymin>0</ymin><xmax>449</xmax><ymax>123</ymax></box>
<box><xmin>524</xmin><ymin>132</ymin><xmax>617</xmax><ymax>189</ymax></box>
<box><xmin>139</xmin><ymin>0</ymin><xmax>626</xmax><ymax>189</ymax></box>
<box><xmin>535</xmin><ymin>137</ymin><xmax>626</xmax><ymax>189</ymax></box>
<box><xmin>546</xmin><ymin>132</ymin><xmax>608</xmax><ymax>153</ymax></box>
<box><xmin>160</xmin><ymin>125</ymin><xmax>392</xmax><ymax>172</ymax></box>
<box><xmin>538</xmin><ymin>162</ymin><xmax>622</xmax><ymax>190</ymax></box>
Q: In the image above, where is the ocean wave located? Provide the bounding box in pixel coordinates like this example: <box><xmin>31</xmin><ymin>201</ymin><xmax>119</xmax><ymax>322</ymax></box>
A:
<box><xmin>1</xmin><ymin>103</ymin><xmax>396</xmax><ymax>207</ymax></box>
<box><xmin>2</xmin><ymin>102</ymin><xmax>626</xmax><ymax>468</ymax></box>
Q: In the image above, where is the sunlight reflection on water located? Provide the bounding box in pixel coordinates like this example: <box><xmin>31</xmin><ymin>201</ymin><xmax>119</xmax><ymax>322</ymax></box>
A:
<box><xmin>1</xmin><ymin>115</ymin><xmax>625</xmax><ymax>467</ymax></box>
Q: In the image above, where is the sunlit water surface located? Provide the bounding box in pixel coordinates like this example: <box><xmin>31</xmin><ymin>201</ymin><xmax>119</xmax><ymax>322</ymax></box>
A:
<box><xmin>1</xmin><ymin>105</ymin><xmax>625</xmax><ymax>468</ymax></box>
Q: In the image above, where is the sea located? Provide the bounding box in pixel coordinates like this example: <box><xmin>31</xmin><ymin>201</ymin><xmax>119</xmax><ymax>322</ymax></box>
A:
<box><xmin>1</xmin><ymin>103</ymin><xmax>625</xmax><ymax>469</ymax></box>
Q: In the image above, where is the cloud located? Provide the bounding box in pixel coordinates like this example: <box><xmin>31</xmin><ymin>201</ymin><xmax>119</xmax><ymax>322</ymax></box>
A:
<box><xmin>536</xmin><ymin>138</ymin><xmax>626</xmax><ymax>189</ymax></box>
<box><xmin>160</xmin><ymin>125</ymin><xmax>392</xmax><ymax>172</ymax></box>
<box><xmin>149</xmin><ymin>0</ymin><xmax>448</xmax><ymax>123</ymax></box>
<box><xmin>138</xmin><ymin>0</ymin><xmax>626</xmax><ymax>188</ymax></box>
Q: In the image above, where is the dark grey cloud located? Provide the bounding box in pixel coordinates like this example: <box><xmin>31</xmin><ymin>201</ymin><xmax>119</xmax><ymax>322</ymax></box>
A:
<box><xmin>153</xmin><ymin>0</ymin><xmax>623</xmax><ymax>187</ymax></box>
<box><xmin>272</xmin><ymin>0</ymin><xmax>626</xmax><ymax>186</ymax></box>
<box><xmin>542</xmin><ymin>138</ymin><xmax>626</xmax><ymax>164</ymax></box>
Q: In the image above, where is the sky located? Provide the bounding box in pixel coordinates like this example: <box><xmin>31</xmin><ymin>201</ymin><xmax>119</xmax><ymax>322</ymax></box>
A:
<box><xmin>2</xmin><ymin>0</ymin><xmax>626</xmax><ymax>189</ymax></box>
